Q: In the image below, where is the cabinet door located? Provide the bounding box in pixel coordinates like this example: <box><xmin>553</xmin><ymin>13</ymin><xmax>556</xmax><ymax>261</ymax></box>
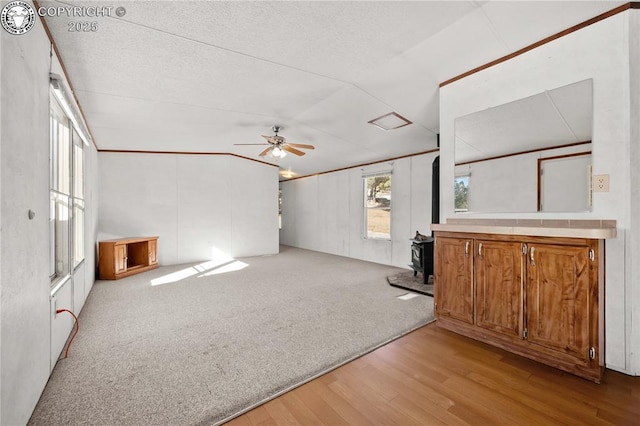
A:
<box><xmin>475</xmin><ymin>240</ymin><xmax>523</xmax><ymax>337</ymax></box>
<box><xmin>526</xmin><ymin>243</ymin><xmax>591</xmax><ymax>363</ymax></box>
<box><xmin>148</xmin><ymin>239</ymin><xmax>158</xmax><ymax>265</ymax></box>
<box><xmin>435</xmin><ymin>237</ymin><xmax>473</xmax><ymax>324</ymax></box>
<box><xmin>115</xmin><ymin>244</ymin><xmax>127</xmax><ymax>274</ymax></box>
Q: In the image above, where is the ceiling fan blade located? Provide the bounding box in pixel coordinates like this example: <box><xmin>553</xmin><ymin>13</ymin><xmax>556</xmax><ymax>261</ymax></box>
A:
<box><xmin>259</xmin><ymin>146</ymin><xmax>274</xmax><ymax>157</ymax></box>
<box><xmin>233</xmin><ymin>143</ymin><xmax>269</xmax><ymax>146</ymax></box>
<box><xmin>283</xmin><ymin>145</ymin><xmax>305</xmax><ymax>156</ymax></box>
<box><xmin>287</xmin><ymin>143</ymin><xmax>315</xmax><ymax>150</ymax></box>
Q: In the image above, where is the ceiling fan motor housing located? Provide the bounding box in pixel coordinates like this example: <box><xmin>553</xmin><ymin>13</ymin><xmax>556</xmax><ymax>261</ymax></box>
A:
<box><xmin>234</xmin><ymin>125</ymin><xmax>313</xmax><ymax>157</ymax></box>
<box><xmin>271</xmin><ymin>136</ymin><xmax>285</xmax><ymax>145</ymax></box>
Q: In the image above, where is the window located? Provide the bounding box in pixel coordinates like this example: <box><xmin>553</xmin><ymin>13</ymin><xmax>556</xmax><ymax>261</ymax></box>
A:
<box><xmin>72</xmin><ymin>129</ymin><xmax>85</xmax><ymax>268</ymax></box>
<box><xmin>364</xmin><ymin>174</ymin><xmax>391</xmax><ymax>239</ymax></box>
<box><xmin>50</xmin><ymin>88</ymin><xmax>85</xmax><ymax>285</ymax></box>
<box><xmin>454</xmin><ymin>175</ymin><xmax>469</xmax><ymax>212</ymax></box>
<box><xmin>50</xmin><ymin>95</ymin><xmax>71</xmax><ymax>280</ymax></box>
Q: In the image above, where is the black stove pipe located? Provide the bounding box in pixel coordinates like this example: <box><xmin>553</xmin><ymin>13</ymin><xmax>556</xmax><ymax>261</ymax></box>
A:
<box><xmin>431</xmin><ymin>135</ymin><xmax>440</xmax><ymax>236</ymax></box>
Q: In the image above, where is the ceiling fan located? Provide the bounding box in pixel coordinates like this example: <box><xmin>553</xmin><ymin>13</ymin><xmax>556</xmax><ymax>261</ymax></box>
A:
<box><xmin>235</xmin><ymin>126</ymin><xmax>315</xmax><ymax>158</ymax></box>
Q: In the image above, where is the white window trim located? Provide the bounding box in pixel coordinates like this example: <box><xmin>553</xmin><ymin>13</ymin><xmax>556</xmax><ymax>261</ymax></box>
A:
<box><xmin>49</xmin><ymin>86</ymin><xmax>86</xmax><ymax>291</ymax></box>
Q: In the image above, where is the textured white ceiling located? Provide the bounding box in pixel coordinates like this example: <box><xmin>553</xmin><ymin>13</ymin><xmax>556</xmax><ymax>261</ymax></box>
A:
<box><xmin>42</xmin><ymin>0</ymin><xmax>624</xmax><ymax>178</ymax></box>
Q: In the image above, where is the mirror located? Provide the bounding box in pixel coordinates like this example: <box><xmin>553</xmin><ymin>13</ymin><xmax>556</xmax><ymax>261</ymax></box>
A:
<box><xmin>454</xmin><ymin>79</ymin><xmax>593</xmax><ymax>213</ymax></box>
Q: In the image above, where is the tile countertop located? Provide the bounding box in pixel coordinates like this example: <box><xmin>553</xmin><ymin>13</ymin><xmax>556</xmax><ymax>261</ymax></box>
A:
<box><xmin>430</xmin><ymin>219</ymin><xmax>617</xmax><ymax>239</ymax></box>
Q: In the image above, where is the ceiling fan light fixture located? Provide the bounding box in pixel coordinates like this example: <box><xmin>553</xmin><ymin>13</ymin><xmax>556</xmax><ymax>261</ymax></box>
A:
<box><xmin>272</xmin><ymin>146</ymin><xmax>287</xmax><ymax>158</ymax></box>
<box><xmin>235</xmin><ymin>126</ymin><xmax>313</xmax><ymax>158</ymax></box>
<box><xmin>368</xmin><ymin>112</ymin><xmax>413</xmax><ymax>131</ymax></box>
<box><xmin>280</xmin><ymin>168</ymin><xmax>295</xmax><ymax>179</ymax></box>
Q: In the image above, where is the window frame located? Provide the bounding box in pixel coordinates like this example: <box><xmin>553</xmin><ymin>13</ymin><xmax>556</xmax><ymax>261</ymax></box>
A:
<box><xmin>72</xmin><ymin>128</ymin><xmax>85</xmax><ymax>270</ymax></box>
<box><xmin>49</xmin><ymin>93</ymin><xmax>71</xmax><ymax>283</ymax></box>
<box><xmin>50</xmin><ymin>88</ymin><xmax>86</xmax><ymax>287</ymax></box>
<box><xmin>363</xmin><ymin>173</ymin><xmax>392</xmax><ymax>240</ymax></box>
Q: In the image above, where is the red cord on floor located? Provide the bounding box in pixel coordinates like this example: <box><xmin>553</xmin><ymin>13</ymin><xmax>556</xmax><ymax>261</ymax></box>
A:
<box><xmin>56</xmin><ymin>309</ymin><xmax>79</xmax><ymax>358</ymax></box>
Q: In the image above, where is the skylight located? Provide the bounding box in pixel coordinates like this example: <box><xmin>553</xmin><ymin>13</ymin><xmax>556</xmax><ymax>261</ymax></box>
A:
<box><xmin>368</xmin><ymin>112</ymin><xmax>413</xmax><ymax>131</ymax></box>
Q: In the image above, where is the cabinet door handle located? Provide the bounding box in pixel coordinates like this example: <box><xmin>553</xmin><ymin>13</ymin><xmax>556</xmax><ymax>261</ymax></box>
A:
<box><xmin>478</xmin><ymin>242</ymin><xmax>483</xmax><ymax>258</ymax></box>
<box><xmin>530</xmin><ymin>247</ymin><xmax>535</xmax><ymax>266</ymax></box>
<box><xmin>465</xmin><ymin>241</ymin><xmax>469</xmax><ymax>256</ymax></box>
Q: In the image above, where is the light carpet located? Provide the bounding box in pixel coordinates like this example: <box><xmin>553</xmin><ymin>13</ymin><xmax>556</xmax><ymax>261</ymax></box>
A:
<box><xmin>29</xmin><ymin>246</ymin><xmax>434</xmax><ymax>425</ymax></box>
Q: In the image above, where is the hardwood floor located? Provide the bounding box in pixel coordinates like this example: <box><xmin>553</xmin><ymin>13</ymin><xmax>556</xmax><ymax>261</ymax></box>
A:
<box><xmin>226</xmin><ymin>322</ymin><xmax>640</xmax><ymax>425</ymax></box>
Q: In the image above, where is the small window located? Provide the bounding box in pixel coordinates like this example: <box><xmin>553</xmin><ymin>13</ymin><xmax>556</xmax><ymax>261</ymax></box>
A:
<box><xmin>364</xmin><ymin>174</ymin><xmax>391</xmax><ymax>239</ymax></box>
<box><xmin>455</xmin><ymin>175</ymin><xmax>469</xmax><ymax>212</ymax></box>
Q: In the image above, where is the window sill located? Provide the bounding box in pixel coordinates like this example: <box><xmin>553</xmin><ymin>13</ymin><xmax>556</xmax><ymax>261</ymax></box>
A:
<box><xmin>50</xmin><ymin>274</ymin><xmax>71</xmax><ymax>298</ymax></box>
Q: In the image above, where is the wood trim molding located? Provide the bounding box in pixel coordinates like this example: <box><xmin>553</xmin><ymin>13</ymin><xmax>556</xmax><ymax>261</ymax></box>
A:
<box><xmin>455</xmin><ymin>140</ymin><xmax>591</xmax><ymax>167</ymax></box>
<box><xmin>97</xmin><ymin>149</ymin><xmax>279</xmax><ymax>168</ymax></box>
<box><xmin>281</xmin><ymin>149</ymin><xmax>440</xmax><ymax>182</ymax></box>
<box><xmin>538</xmin><ymin>150</ymin><xmax>592</xmax><ymax>164</ymax></box>
<box><xmin>97</xmin><ymin>148</ymin><xmax>442</xmax><ymax>174</ymax></box>
<box><xmin>34</xmin><ymin>0</ymin><xmax>99</xmax><ymax>151</ymax></box>
<box><xmin>440</xmin><ymin>2</ymin><xmax>637</xmax><ymax>87</ymax></box>
<box><xmin>536</xmin><ymin>151</ymin><xmax>592</xmax><ymax>211</ymax></box>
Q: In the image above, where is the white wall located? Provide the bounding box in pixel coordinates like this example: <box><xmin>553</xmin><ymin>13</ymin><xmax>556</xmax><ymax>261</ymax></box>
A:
<box><xmin>0</xmin><ymin>26</ymin><xmax>3</xmax><ymax>425</ymax></box>
<box><xmin>440</xmin><ymin>11</ymin><xmax>635</xmax><ymax>374</ymax></box>
<box><xmin>0</xmin><ymin>6</ymin><xmax>100</xmax><ymax>423</ymax></box>
<box><xmin>86</xmin><ymin>145</ymin><xmax>100</xmax><ymax>296</ymax></box>
<box><xmin>628</xmin><ymin>9</ymin><xmax>640</xmax><ymax>376</ymax></box>
<box><xmin>280</xmin><ymin>152</ymin><xmax>438</xmax><ymax>268</ymax></box>
<box><xmin>98</xmin><ymin>152</ymin><xmax>279</xmax><ymax>264</ymax></box>
<box><xmin>0</xmin><ymin>17</ymin><xmax>3</xmax><ymax>424</ymax></box>
<box><xmin>1</xmin><ymin>16</ymin><xmax>51</xmax><ymax>426</ymax></box>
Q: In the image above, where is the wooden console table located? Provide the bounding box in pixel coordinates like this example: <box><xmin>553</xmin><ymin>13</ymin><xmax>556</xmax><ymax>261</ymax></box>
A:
<box><xmin>98</xmin><ymin>236</ymin><xmax>159</xmax><ymax>280</ymax></box>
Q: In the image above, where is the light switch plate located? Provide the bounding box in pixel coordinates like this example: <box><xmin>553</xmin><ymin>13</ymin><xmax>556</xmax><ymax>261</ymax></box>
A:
<box><xmin>593</xmin><ymin>174</ymin><xmax>610</xmax><ymax>192</ymax></box>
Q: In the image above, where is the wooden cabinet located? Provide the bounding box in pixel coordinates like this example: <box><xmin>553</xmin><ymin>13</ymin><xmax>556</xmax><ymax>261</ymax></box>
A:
<box><xmin>526</xmin><ymin>243</ymin><xmax>592</xmax><ymax>365</ymax></box>
<box><xmin>114</xmin><ymin>244</ymin><xmax>127</xmax><ymax>275</ymax></box>
<box><xmin>148</xmin><ymin>239</ymin><xmax>158</xmax><ymax>265</ymax></box>
<box><xmin>434</xmin><ymin>237</ymin><xmax>473</xmax><ymax>324</ymax></box>
<box><xmin>475</xmin><ymin>240</ymin><xmax>523</xmax><ymax>338</ymax></box>
<box><xmin>99</xmin><ymin>237</ymin><xmax>159</xmax><ymax>280</ymax></box>
<box><xmin>434</xmin><ymin>231</ymin><xmax>603</xmax><ymax>383</ymax></box>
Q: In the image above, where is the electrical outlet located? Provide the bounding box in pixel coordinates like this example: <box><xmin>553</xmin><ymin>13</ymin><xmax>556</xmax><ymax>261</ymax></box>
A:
<box><xmin>593</xmin><ymin>174</ymin><xmax>610</xmax><ymax>192</ymax></box>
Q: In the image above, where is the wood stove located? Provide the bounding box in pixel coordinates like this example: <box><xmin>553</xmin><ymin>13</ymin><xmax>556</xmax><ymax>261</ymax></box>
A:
<box><xmin>409</xmin><ymin>238</ymin><xmax>434</xmax><ymax>284</ymax></box>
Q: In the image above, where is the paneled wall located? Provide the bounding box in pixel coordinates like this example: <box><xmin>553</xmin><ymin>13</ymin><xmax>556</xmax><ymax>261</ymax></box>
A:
<box><xmin>439</xmin><ymin>11</ymin><xmax>636</xmax><ymax>374</ymax></box>
<box><xmin>1</xmin><ymin>19</ymin><xmax>51</xmax><ymax>426</ymax></box>
<box><xmin>1</xmin><ymin>16</ymin><xmax>100</xmax><ymax>425</ymax></box>
<box><xmin>98</xmin><ymin>152</ymin><xmax>279</xmax><ymax>264</ymax></box>
<box><xmin>628</xmin><ymin>9</ymin><xmax>640</xmax><ymax>375</ymax></box>
<box><xmin>280</xmin><ymin>152</ymin><xmax>438</xmax><ymax>269</ymax></box>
